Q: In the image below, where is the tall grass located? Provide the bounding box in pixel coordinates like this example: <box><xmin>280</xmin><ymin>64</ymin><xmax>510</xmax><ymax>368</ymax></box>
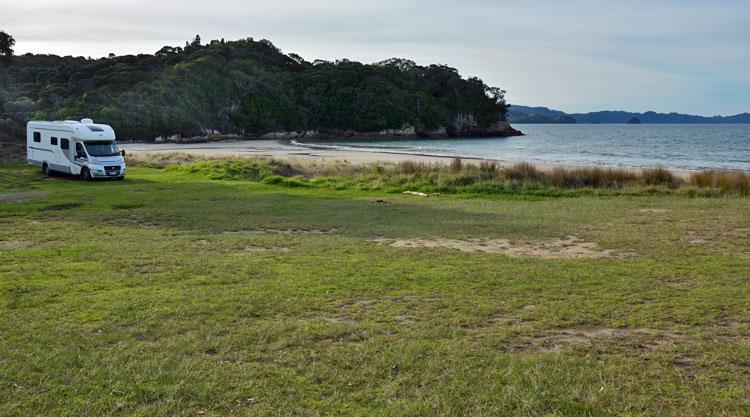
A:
<box><xmin>547</xmin><ymin>167</ymin><xmax>639</xmax><ymax>188</ymax></box>
<box><xmin>128</xmin><ymin>153</ymin><xmax>750</xmax><ymax>195</ymax></box>
<box><xmin>503</xmin><ymin>162</ymin><xmax>540</xmax><ymax>182</ymax></box>
<box><xmin>641</xmin><ymin>167</ymin><xmax>679</xmax><ymax>188</ymax></box>
<box><xmin>690</xmin><ymin>170</ymin><xmax>750</xmax><ymax>194</ymax></box>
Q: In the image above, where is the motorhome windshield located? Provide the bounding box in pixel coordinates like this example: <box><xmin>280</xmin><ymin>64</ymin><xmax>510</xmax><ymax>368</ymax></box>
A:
<box><xmin>84</xmin><ymin>141</ymin><xmax>120</xmax><ymax>157</ymax></box>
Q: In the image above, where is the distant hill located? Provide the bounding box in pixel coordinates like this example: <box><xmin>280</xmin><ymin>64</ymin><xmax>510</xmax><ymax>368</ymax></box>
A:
<box><xmin>508</xmin><ymin>105</ymin><xmax>750</xmax><ymax>124</ymax></box>
<box><xmin>507</xmin><ymin>105</ymin><xmax>577</xmax><ymax>124</ymax></box>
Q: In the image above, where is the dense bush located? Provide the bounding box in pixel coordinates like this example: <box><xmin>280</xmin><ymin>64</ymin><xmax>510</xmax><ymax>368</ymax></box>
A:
<box><xmin>0</xmin><ymin>37</ymin><xmax>508</xmax><ymax>141</ymax></box>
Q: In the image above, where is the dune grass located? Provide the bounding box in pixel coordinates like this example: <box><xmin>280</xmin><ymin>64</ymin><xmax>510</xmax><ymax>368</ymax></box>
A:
<box><xmin>126</xmin><ymin>154</ymin><xmax>750</xmax><ymax>196</ymax></box>
<box><xmin>1</xmin><ymin>161</ymin><xmax>749</xmax><ymax>416</ymax></box>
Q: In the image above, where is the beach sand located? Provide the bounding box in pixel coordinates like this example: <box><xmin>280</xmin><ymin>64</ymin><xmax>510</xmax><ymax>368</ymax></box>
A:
<box><xmin>119</xmin><ymin>140</ymin><xmax>462</xmax><ymax>164</ymax></box>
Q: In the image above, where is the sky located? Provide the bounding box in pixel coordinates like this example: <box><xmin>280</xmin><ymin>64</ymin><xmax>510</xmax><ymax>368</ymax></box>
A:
<box><xmin>2</xmin><ymin>0</ymin><xmax>750</xmax><ymax>116</ymax></box>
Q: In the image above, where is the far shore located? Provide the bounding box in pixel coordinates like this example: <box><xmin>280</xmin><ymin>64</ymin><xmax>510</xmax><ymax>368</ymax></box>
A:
<box><xmin>119</xmin><ymin>139</ymin><xmax>702</xmax><ymax>177</ymax></box>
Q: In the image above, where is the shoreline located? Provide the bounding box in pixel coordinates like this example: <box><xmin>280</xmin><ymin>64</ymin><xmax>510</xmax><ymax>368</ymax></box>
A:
<box><xmin>118</xmin><ymin>139</ymin><xmax>724</xmax><ymax>177</ymax></box>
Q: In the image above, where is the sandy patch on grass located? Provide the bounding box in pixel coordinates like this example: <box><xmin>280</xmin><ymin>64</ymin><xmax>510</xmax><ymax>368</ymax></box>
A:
<box><xmin>0</xmin><ymin>240</ymin><xmax>34</xmax><ymax>250</ymax></box>
<box><xmin>688</xmin><ymin>239</ymin><xmax>712</xmax><ymax>245</ymax></box>
<box><xmin>243</xmin><ymin>245</ymin><xmax>290</xmax><ymax>253</ymax></box>
<box><xmin>507</xmin><ymin>326</ymin><xmax>685</xmax><ymax>354</ymax></box>
<box><xmin>506</xmin><ymin>322</ymin><xmax>746</xmax><ymax>355</ymax></box>
<box><xmin>320</xmin><ymin>316</ymin><xmax>358</xmax><ymax>325</ymax></box>
<box><xmin>685</xmin><ymin>231</ymin><xmax>715</xmax><ymax>245</ymax></box>
<box><xmin>684</xmin><ymin>227</ymin><xmax>750</xmax><ymax>246</ymax></box>
<box><xmin>96</xmin><ymin>214</ymin><xmax>162</xmax><ymax>229</ymax></box>
<box><xmin>639</xmin><ymin>208</ymin><xmax>668</xmax><ymax>213</ymax></box>
<box><xmin>664</xmin><ymin>277</ymin><xmax>694</xmax><ymax>289</ymax></box>
<box><xmin>371</xmin><ymin>235</ymin><xmax>634</xmax><ymax>259</ymax></box>
<box><xmin>224</xmin><ymin>228</ymin><xmax>336</xmax><ymax>235</ymax></box>
<box><xmin>0</xmin><ymin>191</ymin><xmax>49</xmax><ymax>204</ymax></box>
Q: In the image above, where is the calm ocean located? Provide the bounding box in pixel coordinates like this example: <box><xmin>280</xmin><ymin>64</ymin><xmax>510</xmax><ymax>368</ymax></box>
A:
<box><xmin>299</xmin><ymin>124</ymin><xmax>750</xmax><ymax>171</ymax></box>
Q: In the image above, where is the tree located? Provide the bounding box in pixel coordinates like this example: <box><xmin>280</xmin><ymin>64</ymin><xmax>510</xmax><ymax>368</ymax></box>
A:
<box><xmin>0</xmin><ymin>30</ymin><xmax>15</xmax><ymax>66</ymax></box>
<box><xmin>191</xmin><ymin>34</ymin><xmax>201</xmax><ymax>47</ymax></box>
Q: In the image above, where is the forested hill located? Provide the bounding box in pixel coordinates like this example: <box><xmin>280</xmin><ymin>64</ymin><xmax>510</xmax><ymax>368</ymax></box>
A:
<box><xmin>508</xmin><ymin>105</ymin><xmax>750</xmax><ymax>124</ymax></box>
<box><xmin>0</xmin><ymin>36</ymin><xmax>520</xmax><ymax>141</ymax></box>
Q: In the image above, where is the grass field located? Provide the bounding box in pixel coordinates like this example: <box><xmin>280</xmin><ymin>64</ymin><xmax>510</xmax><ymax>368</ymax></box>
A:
<box><xmin>1</xmin><ymin>160</ymin><xmax>749</xmax><ymax>416</ymax></box>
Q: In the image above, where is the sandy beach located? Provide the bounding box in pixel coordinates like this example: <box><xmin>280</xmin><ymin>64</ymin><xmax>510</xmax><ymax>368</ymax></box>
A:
<box><xmin>119</xmin><ymin>140</ymin><xmax>465</xmax><ymax>165</ymax></box>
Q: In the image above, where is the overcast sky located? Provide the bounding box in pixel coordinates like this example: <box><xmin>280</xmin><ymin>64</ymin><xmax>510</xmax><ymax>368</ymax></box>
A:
<box><xmin>3</xmin><ymin>0</ymin><xmax>749</xmax><ymax>115</ymax></box>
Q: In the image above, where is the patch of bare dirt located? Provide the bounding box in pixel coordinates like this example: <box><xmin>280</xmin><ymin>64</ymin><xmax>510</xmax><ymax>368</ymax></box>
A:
<box><xmin>639</xmin><ymin>208</ymin><xmax>668</xmax><ymax>213</ymax></box>
<box><xmin>505</xmin><ymin>326</ymin><xmax>685</xmax><ymax>354</ymax></box>
<box><xmin>685</xmin><ymin>227</ymin><xmax>750</xmax><ymax>246</ymax></box>
<box><xmin>684</xmin><ymin>231</ymin><xmax>713</xmax><ymax>245</ymax></box>
<box><xmin>320</xmin><ymin>316</ymin><xmax>358</xmax><ymax>325</ymax></box>
<box><xmin>664</xmin><ymin>277</ymin><xmax>694</xmax><ymax>290</ymax></box>
<box><xmin>394</xmin><ymin>314</ymin><xmax>416</xmax><ymax>325</ymax></box>
<box><xmin>722</xmin><ymin>228</ymin><xmax>750</xmax><ymax>237</ymax></box>
<box><xmin>0</xmin><ymin>191</ymin><xmax>49</xmax><ymax>204</ymax></box>
<box><xmin>243</xmin><ymin>246</ymin><xmax>290</xmax><ymax>253</ymax></box>
<box><xmin>354</xmin><ymin>299</ymin><xmax>378</xmax><ymax>307</ymax></box>
<box><xmin>0</xmin><ymin>240</ymin><xmax>34</xmax><ymax>250</ymax></box>
<box><xmin>99</xmin><ymin>214</ymin><xmax>161</xmax><ymax>229</ymax></box>
<box><xmin>371</xmin><ymin>235</ymin><xmax>635</xmax><ymax>259</ymax></box>
<box><xmin>223</xmin><ymin>228</ymin><xmax>336</xmax><ymax>236</ymax></box>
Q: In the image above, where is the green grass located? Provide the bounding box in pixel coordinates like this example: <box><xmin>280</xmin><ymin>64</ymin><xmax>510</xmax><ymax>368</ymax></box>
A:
<box><xmin>1</xmin><ymin>162</ymin><xmax>749</xmax><ymax>416</ymax></box>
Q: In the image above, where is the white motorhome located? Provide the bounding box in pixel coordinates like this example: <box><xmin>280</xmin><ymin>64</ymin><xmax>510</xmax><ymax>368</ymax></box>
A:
<box><xmin>27</xmin><ymin>119</ymin><xmax>126</xmax><ymax>180</ymax></box>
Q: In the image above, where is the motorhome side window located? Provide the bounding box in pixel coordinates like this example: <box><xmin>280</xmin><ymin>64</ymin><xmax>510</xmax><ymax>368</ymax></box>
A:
<box><xmin>51</xmin><ymin>137</ymin><xmax>58</xmax><ymax>145</ymax></box>
<box><xmin>60</xmin><ymin>138</ymin><xmax>69</xmax><ymax>149</ymax></box>
<box><xmin>33</xmin><ymin>132</ymin><xmax>41</xmax><ymax>142</ymax></box>
<box><xmin>76</xmin><ymin>142</ymin><xmax>85</xmax><ymax>157</ymax></box>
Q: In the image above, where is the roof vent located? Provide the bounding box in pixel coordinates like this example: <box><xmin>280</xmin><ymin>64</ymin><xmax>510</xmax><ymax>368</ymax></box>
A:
<box><xmin>81</xmin><ymin>118</ymin><xmax>94</xmax><ymax>124</ymax></box>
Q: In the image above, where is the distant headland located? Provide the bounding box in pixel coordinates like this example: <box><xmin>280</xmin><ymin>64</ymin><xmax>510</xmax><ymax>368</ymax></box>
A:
<box><xmin>508</xmin><ymin>105</ymin><xmax>750</xmax><ymax>124</ymax></box>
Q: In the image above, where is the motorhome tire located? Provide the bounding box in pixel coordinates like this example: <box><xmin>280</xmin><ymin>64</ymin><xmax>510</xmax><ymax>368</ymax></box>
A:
<box><xmin>42</xmin><ymin>163</ymin><xmax>50</xmax><ymax>177</ymax></box>
<box><xmin>81</xmin><ymin>168</ymin><xmax>92</xmax><ymax>181</ymax></box>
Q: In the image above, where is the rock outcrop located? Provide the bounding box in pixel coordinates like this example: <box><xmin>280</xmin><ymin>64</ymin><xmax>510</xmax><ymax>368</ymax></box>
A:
<box><xmin>445</xmin><ymin>114</ymin><xmax>523</xmax><ymax>137</ymax></box>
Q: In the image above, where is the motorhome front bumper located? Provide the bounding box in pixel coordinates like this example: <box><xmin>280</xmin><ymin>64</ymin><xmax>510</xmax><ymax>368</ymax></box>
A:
<box><xmin>90</xmin><ymin>165</ymin><xmax>126</xmax><ymax>178</ymax></box>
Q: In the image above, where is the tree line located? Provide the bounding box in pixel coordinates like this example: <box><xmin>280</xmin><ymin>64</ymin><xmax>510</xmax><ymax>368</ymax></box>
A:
<box><xmin>0</xmin><ymin>33</ymin><xmax>509</xmax><ymax>141</ymax></box>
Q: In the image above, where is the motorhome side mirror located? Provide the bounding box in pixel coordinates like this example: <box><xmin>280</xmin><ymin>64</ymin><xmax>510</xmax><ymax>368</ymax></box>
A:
<box><xmin>121</xmin><ymin>150</ymin><xmax>126</xmax><ymax>157</ymax></box>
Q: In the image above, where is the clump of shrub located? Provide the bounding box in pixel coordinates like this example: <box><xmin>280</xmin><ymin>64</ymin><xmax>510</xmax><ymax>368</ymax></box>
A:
<box><xmin>395</xmin><ymin>161</ymin><xmax>437</xmax><ymax>175</ymax></box>
<box><xmin>503</xmin><ymin>162</ymin><xmax>540</xmax><ymax>182</ymax></box>
<box><xmin>548</xmin><ymin>167</ymin><xmax>638</xmax><ymax>188</ymax></box>
<box><xmin>450</xmin><ymin>158</ymin><xmax>463</xmax><ymax>172</ymax></box>
<box><xmin>690</xmin><ymin>170</ymin><xmax>750</xmax><ymax>194</ymax></box>
<box><xmin>641</xmin><ymin>167</ymin><xmax>680</xmax><ymax>188</ymax></box>
<box><xmin>262</xmin><ymin>175</ymin><xmax>310</xmax><ymax>188</ymax></box>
